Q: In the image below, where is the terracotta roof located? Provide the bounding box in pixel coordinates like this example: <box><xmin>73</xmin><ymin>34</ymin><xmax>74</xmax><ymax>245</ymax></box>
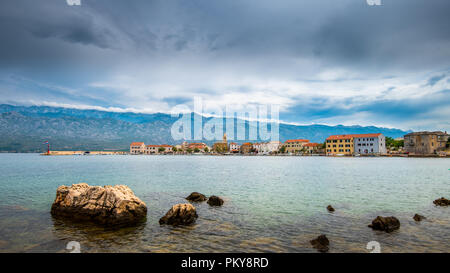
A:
<box><xmin>304</xmin><ymin>143</ymin><xmax>321</xmax><ymax>147</ymax></box>
<box><xmin>242</xmin><ymin>142</ymin><xmax>252</xmax><ymax>146</ymax></box>
<box><xmin>326</xmin><ymin>135</ymin><xmax>353</xmax><ymax>140</ymax></box>
<box><xmin>146</xmin><ymin>144</ymin><xmax>172</xmax><ymax>148</ymax></box>
<box><xmin>285</xmin><ymin>139</ymin><xmax>309</xmax><ymax>143</ymax></box>
<box><xmin>326</xmin><ymin>133</ymin><xmax>382</xmax><ymax>140</ymax></box>
<box><xmin>351</xmin><ymin>133</ymin><xmax>382</xmax><ymax>138</ymax></box>
<box><xmin>130</xmin><ymin>142</ymin><xmax>145</xmax><ymax>146</ymax></box>
<box><xmin>188</xmin><ymin>143</ymin><xmax>206</xmax><ymax>149</ymax></box>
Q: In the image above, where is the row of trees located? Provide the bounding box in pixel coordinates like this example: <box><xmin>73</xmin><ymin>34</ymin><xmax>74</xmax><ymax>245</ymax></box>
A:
<box><xmin>385</xmin><ymin>137</ymin><xmax>404</xmax><ymax>150</ymax></box>
<box><xmin>171</xmin><ymin>146</ymin><xmax>209</xmax><ymax>154</ymax></box>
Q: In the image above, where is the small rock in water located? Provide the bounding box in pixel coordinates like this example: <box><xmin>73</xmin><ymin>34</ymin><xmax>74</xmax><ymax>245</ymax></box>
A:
<box><xmin>326</xmin><ymin>205</ymin><xmax>335</xmax><ymax>212</ymax></box>
<box><xmin>159</xmin><ymin>203</ymin><xmax>198</xmax><ymax>226</ymax></box>
<box><xmin>368</xmin><ymin>216</ymin><xmax>400</xmax><ymax>232</ymax></box>
<box><xmin>186</xmin><ymin>192</ymin><xmax>207</xmax><ymax>202</ymax></box>
<box><xmin>51</xmin><ymin>183</ymin><xmax>147</xmax><ymax>226</ymax></box>
<box><xmin>433</xmin><ymin>197</ymin><xmax>450</xmax><ymax>206</ymax></box>
<box><xmin>310</xmin><ymin>235</ymin><xmax>329</xmax><ymax>253</ymax></box>
<box><xmin>207</xmin><ymin>196</ymin><xmax>224</xmax><ymax>206</ymax></box>
<box><xmin>413</xmin><ymin>214</ymin><xmax>426</xmax><ymax>222</ymax></box>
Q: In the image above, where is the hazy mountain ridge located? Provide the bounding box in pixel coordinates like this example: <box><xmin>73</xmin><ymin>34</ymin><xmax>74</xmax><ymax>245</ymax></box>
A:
<box><xmin>0</xmin><ymin>104</ymin><xmax>409</xmax><ymax>152</ymax></box>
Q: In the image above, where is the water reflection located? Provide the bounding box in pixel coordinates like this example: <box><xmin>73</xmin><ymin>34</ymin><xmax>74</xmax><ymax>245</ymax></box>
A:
<box><xmin>51</xmin><ymin>216</ymin><xmax>147</xmax><ymax>253</ymax></box>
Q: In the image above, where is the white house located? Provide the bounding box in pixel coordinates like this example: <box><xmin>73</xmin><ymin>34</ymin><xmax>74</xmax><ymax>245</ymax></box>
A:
<box><xmin>130</xmin><ymin>142</ymin><xmax>145</xmax><ymax>154</ymax></box>
<box><xmin>353</xmin><ymin>133</ymin><xmax>386</xmax><ymax>155</ymax></box>
<box><xmin>229</xmin><ymin>142</ymin><xmax>240</xmax><ymax>153</ymax></box>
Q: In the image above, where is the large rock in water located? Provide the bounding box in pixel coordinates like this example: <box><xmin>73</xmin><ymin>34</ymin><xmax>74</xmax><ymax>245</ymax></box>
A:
<box><xmin>310</xmin><ymin>235</ymin><xmax>330</xmax><ymax>253</ymax></box>
<box><xmin>186</xmin><ymin>192</ymin><xmax>207</xmax><ymax>202</ymax></box>
<box><xmin>207</xmin><ymin>196</ymin><xmax>224</xmax><ymax>206</ymax></box>
<box><xmin>413</xmin><ymin>214</ymin><xmax>426</xmax><ymax>222</ymax></box>
<box><xmin>433</xmin><ymin>197</ymin><xmax>450</xmax><ymax>206</ymax></box>
<box><xmin>51</xmin><ymin>183</ymin><xmax>147</xmax><ymax>225</ymax></box>
<box><xmin>368</xmin><ymin>216</ymin><xmax>400</xmax><ymax>232</ymax></box>
<box><xmin>159</xmin><ymin>203</ymin><xmax>198</xmax><ymax>226</ymax></box>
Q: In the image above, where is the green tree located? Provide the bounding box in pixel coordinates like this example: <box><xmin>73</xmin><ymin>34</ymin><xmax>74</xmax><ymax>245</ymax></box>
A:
<box><xmin>172</xmin><ymin>147</ymin><xmax>177</xmax><ymax>152</ymax></box>
<box><xmin>215</xmin><ymin>146</ymin><xmax>223</xmax><ymax>153</ymax></box>
<box><xmin>204</xmin><ymin>147</ymin><xmax>209</xmax><ymax>153</ymax></box>
<box><xmin>158</xmin><ymin>147</ymin><xmax>166</xmax><ymax>153</ymax></box>
<box><xmin>386</xmin><ymin>137</ymin><xmax>404</xmax><ymax>149</ymax></box>
<box><xmin>194</xmin><ymin>148</ymin><xmax>200</xmax><ymax>153</ymax></box>
<box><xmin>446</xmin><ymin>138</ymin><xmax>450</xmax><ymax>148</ymax></box>
<box><xmin>186</xmin><ymin>148</ymin><xmax>193</xmax><ymax>154</ymax></box>
<box><xmin>279</xmin><ymin>146</ymin><xmax>286</xmax><ymax>153</ymax></box>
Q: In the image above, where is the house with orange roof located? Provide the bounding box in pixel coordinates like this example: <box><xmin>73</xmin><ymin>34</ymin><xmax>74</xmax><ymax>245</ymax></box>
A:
<box><xmin>303</xmin><ymin>142</ymin><xmax>323</xmax><ymax>154</ymax></box>
<box><xmin>130</xmin><ymin>142</ymin><xmax>173</xmax><ymax>154</ymax></box>
<box><xmin>145</xmin><ymin>144</ymin><xmax>173</xmax><ymax>154</ymax></box>
<box><xmin>283</xmin><ymin>139</ymin><xmax>310</xmax><ymax>154</ymax></box>
<box><xmin>130</xmin><ymin>142</ymin><xmax>145</xmax><ymax>154</ymax></box>
<box><xmin>325</xmin><ymin>135</ymin><xmax>354</xmax><ymax>156</ymax></box>
<box><xmin>229</xmin><ymin>142</ymin><xmax>240</xmax><ymax>153</ymax></box>
<box><xmin>326</xmin><ymin>133</ymin><xmax>386</xmax><ymax>156</ymax></box>
<box><xmin>353</xmin><ymin>133</ymin><xmax>386</xmax><ymax>155</ymax></box>
<box><xmin>240</xmin><ymin>142</ymin><xmax>253</xmax><ymax>154</ymax></box>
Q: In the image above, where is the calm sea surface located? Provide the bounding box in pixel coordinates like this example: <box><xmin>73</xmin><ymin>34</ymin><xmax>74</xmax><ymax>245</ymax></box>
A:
<box><xmin>0</xmin><ymin>154</ymin><xmax>448</xmax><ymax>253</ymax></box>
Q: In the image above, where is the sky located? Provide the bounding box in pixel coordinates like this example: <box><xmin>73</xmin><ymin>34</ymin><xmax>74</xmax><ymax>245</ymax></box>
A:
<box><xmin>0</xmin><ymin>0</ymin><xmax>449</xmax><ymax>131</ymax></box>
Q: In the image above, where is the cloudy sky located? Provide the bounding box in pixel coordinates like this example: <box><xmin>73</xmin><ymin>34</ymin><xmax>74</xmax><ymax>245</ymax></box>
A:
<box><xmin>0</xmin><ymin>0</ymin><xmax>449</xmax><ymax>131</ymax></box>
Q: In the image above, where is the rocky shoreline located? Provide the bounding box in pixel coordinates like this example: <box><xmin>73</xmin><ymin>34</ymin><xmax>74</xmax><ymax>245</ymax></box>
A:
<box><xmin>50</xmin><ymin>184</ymin><xmax>448</xmax><ymax>252</ymax></box>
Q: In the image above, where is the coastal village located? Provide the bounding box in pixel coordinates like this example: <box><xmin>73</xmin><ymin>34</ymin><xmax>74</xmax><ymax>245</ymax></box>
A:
<box><xmin>130</xmin><ymin>131</ymin><xmax>450</xmax><ymax>157</ymax></box>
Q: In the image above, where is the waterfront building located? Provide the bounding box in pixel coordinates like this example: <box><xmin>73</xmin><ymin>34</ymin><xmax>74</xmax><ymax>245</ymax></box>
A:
<box><xmin>326</xmin><ymin>135</ymin><xmax>353</xmax><ymax>156</ymax></box>
<box><xmin>130</xmin><ymin>142</ymin><xmax>173</xmax><ymax>154</ymax></box>
<box><xmin>353</xmin><ymin>133</ymin><xmax>386</xmax><ymax>155</ymax></box>
<box><xmin>130</xmin><ymin>142</ymin><xmax>145</xmax><ymax>154</ymax></box>
<box><xmin>229</xmin><ymin>142</ymin><xmax>240</xmax><ymax>153</ymax></box>
<box><xmin>213</xmin><ymin>133</ymin><xmax>228</xmax><ymax>153</ymax></box>
<box><xmin>283</xmin><ymin>139</ymin><xmax>309</xmax><ymax>154</ymax></box>
<box><xmin>188</xmin><ymin>143</ymin><xmax>208</xmax><ymax>152</ymax></box>
<box><xmin>266</xmin><ymin>141</ymin><xmax>282</xmax><ymax>154</ymax></box>
<box><xmin>255</xmin><ymin>141</ymin><xmax>282</xmax><ymax>154</ymax></box>
<box><xmin>326</xmin><ymin>133</ymin><xmax>386</xmax><ymax>156</ymax></box>
<box><xmin>145</xmin><ymin>144</ymin><xmax>173</xmax><ymax>154</ymax></box>
<box><xmin>404</xmin><ymin>131</ymin><xmax>450</xmax><ymax>155</ymax></box>
<box><xmin>240</xmin><ymin>142</ymin><xmax>253</xmax><ymax>154</ymax></box>
<box><xmin>303</xmin><ymin>143</ymin><xmax>322</xmax><ymax>154</ymax></box>
<box><xmin>253</xmin><ymin>143</ymin><xmax>262</xmax><ymax>153</ymax></box>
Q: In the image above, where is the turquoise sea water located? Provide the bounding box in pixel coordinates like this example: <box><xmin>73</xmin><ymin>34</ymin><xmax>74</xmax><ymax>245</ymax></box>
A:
<box><xmin>0</xmin><ymin>154</ymin><xmax>448</xmax><ymax>252</ymax></box>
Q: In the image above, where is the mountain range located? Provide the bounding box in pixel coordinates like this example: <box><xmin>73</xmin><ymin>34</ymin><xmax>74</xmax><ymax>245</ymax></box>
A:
<box><xmin>0</xmin><ymin>104</ymin><xmax>409</xmax><ymax>152</ymax></box>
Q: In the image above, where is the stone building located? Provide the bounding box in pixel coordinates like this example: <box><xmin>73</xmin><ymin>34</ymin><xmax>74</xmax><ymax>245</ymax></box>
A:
<box><xmin>240</xmin><ymin>142</ymin><xmax>253</xmax><ymax>154</ymax></box>
<box><xmin>213</xmin><ymin>133</ymin><xmax>228</xmax><ymax>153</ymax></box>
<box><xmin>404</xmin><ymin>131</ymin><xmax>450</xmax><ymax>155</ymax></box>
<box><xmin>283</xmin><ymin>139</ymin><xmax>310</xmax><ymax>154</ymax></box>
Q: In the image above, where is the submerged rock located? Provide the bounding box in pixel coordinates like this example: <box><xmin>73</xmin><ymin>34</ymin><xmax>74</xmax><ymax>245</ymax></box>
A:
<box><xmin>186</xmin><ymin>192</ymin><xmax>207</xmax><ymax>202</ymax></box>
<box><xmin>207</xmin><ymin>196</ymin><xmax>224</xmax><ymax>206</ymax></box>
<box><xmin>159</xmin><ymin>203</ymin><xmax>198</xmax><ymax>226</ymax></box>
<box><xmin>51</xmin><ymin>183</ymin><xmax>147</xmax><ymax>226</ymax></box>
<box><xmin>368</xmin><ymin>216</ymin><xmax>400</xmax><ymax>232</ymax></box>
<box><xmin>433</xmin><ymin>197</ymin><xmax>450</xmax><ymax>206</ymax></box>
<box><xmin>326</xmin><ymin>205</ymin><xmax>335</xmax><ymax>212</ymax></box>
<box><xmin>310</xmin><ymin>235</ymin><xmax>329</xmax><ymax>252</ymax></box>
<box><xmin>413</xmin><ymin>214</ymin><xmax>426</xmax><ymax>222</ymax></box>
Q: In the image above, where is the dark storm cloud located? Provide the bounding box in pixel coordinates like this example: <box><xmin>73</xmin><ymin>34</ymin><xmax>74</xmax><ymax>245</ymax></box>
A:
<box><xmin>0</xmin><ymin>0</ymin><xmax>449</xmax><ymax>130</ymax></box>
<box><xmin>2</xmin><ymin>0</ymin><xmax>450</xmax><ymax>72</ymax></box>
